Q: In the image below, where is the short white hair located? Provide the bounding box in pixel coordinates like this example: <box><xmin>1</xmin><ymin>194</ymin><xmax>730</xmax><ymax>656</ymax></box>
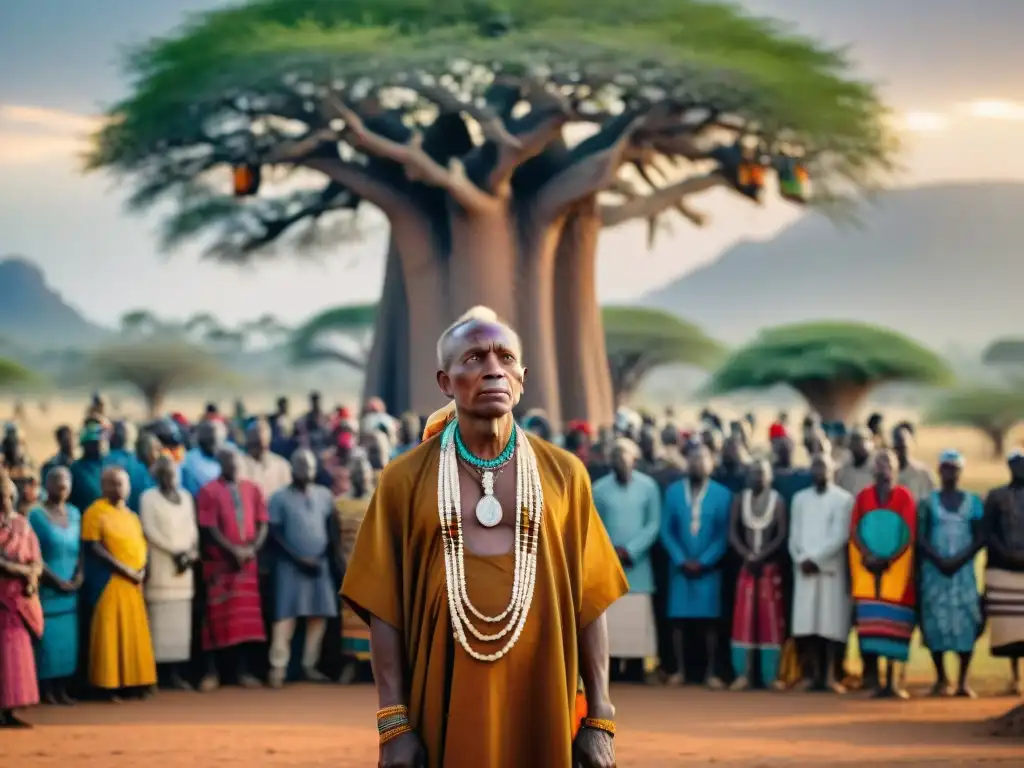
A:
<box><xmin>435</xmin><ymin>305</ymin><xmax>521</xmax><ymax>369</ymax></box>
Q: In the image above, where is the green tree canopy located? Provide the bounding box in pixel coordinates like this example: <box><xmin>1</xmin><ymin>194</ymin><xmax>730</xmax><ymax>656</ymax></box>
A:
<box><xmin>87</xmin><ymin>341</ymin><xmax>231</xmax><ymax>417</ymax></box>
<box><xmin>289</xmin><ymin>302</ymin><xmax>377</xmax><ymax>370</ymax></box>
<box><xmin>602</xmin><ymin>306</ymin><xmax>724</xmax><ymax>404</ymax></box>
<box><xmin>85</xmin><ymin>0</ymin><xmax>894</xmax><ymax>422</ymax></box>
<box><xmin>0</xmin><ymin>358</ymin><xmax>39</xmax><ymax>390</ymax></box>
<box><xmin>705</xmin><ymin>321</ymin><xmax>953</xmax><ymax>421</ymax></box>
<box><xmin>926</xmin><ymin>386</ymin><xmax>1024</xmax><ymax>458</ymax></box>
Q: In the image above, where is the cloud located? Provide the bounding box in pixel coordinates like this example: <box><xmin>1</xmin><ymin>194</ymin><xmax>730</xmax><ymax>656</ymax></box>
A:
<box><xmin>0</xmin><ymin>104</ymin><xmax>102</xmax><ymax>164</ymax></box>
<box><xmin>0</xmin><ymin>132</ymin><xmax>85</xmax><ymax>164</ymax></box>
<box><xmin>0</xmin><ymin>104</ymin><xmax>103</xmax><ymax>134</ymax></box>
<box><xmin>959</xmin><ymin>99</ymin><xmax>1024</xmax><ymax>121</ymax></box>
<box><xmin>895</xmin><ymin>111</ymin><xmax>948</xmax><ymax>134</ymax></box>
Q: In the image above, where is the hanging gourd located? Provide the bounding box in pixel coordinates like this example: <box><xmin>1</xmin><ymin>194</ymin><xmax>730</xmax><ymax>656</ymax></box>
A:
<box><xmin>710</xmin><ymin>142</ymin><xmax>763</xmax><ymax>201</ymax></box>
<box><xmin>776</xmin><ymin>156</ymin><xmax>810</xmax><ymax>204</ymax></box>
<box><xmin>735</xmin><ymin>160</ymin><xmax>766</xmax><ymax>201</ymax></box>
<box><xmin>233</xmin><ymin>163</ymin><xmax>261</xmax><ymax>197</ymax></box>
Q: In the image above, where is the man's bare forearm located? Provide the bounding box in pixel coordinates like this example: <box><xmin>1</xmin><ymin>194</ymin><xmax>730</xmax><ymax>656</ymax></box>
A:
<box><xmin>579</xmin><ymin>613</ymin><xmax>615</xmax><ymax>720</ymax></box>
<box><xmin>369</xmin><ymin>616</ymin><xmax>407</xmax><ymax>708</ymax></box>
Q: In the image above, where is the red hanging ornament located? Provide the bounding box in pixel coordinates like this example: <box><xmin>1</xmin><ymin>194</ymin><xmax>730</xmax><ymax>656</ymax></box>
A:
<box><xmin>232</xmin><ymin>163</ymin><xmax>261</xmax><ymax>197</ymax></box>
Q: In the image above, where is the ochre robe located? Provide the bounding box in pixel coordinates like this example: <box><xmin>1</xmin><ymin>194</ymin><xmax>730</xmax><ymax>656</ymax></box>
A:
<box><xmin>341</xmin><ymin>434</ymin><xmax>627</xmax><ymax>768</ymax></box>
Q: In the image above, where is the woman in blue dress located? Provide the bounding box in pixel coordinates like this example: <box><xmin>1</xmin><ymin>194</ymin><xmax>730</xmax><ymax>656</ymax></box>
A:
<box><xmin>917</xmin><ymin>449</ymin><xmax>985</xmax><ymax>698</ymax></box>
<box><xmin>27</xmin><ymin>466</ymin><xmax>82</xmax><ymax>704</ymax></box>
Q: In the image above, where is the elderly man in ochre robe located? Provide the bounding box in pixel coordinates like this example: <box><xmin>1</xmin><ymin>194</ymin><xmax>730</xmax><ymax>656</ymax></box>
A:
<box><xmin>660</xmin><ymin>441</ymin><xmax>732</xmax><ymax>689</ymax></box>
<box><xmin>592</xmin><ymin>438</ymin><xmax>661</xmax><ymax>684</ymax></box>
<box><xmin>789</xmin><ymin>452</ymin><xmax>854</xmax><ymax>692</ymax></box>
<box><xmin>341</xmin><ymin>307</ymin><xmax>626</xmax><ymax>768</ymax></box>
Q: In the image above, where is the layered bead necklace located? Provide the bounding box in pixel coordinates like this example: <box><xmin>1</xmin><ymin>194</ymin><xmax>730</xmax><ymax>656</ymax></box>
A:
<box><xmin>437</xmin><ymin>419</ymin><xmax>543</xmax><ymax>662</ymax></box>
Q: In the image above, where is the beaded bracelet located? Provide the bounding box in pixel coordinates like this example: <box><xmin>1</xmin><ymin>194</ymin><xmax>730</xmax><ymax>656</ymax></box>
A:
<box><xmin>380</xmin><ymin>723</ymin><xmax>413</xmax><ymax>745</ymax></box>
<box><xmin>581</xmin><ymin>717</ymin><xmax>616</xmax><ymax>738</ymax></box>
<box><xmin>377</xmin><ymin>705</ymin><xmax>411</xmax><ymax>745</ymax></box>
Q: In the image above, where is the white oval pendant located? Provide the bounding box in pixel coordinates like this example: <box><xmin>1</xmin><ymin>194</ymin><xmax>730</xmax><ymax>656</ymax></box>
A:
<box><xmin>475</xmin><ymin>494</ymin><xmax>503</xmax><ymax>528</ymax></box>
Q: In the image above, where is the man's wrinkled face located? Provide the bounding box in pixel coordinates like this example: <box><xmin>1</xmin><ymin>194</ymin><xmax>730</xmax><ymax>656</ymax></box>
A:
<box><xmin>437</xmin><ymin>320</ymin><xmax>526</xmax><ymax>419</ymax></box>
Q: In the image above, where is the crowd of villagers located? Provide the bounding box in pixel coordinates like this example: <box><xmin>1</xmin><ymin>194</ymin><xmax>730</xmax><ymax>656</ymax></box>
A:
<box><xmin>1</xmin><ymin>393</ymin><xmax>1022</xmax><ymax>729</ymax></box>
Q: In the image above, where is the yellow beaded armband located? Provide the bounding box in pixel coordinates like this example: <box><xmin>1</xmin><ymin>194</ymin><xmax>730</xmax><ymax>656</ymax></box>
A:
<box><xmin>581</xmin><ymin>717</ymin><xmax>616</xmax><ymax>737</ymax></box>
<box><xmin>377</xmin><ymin>705</ymin><xmax>412</xmax><ymax>745</ymax></box>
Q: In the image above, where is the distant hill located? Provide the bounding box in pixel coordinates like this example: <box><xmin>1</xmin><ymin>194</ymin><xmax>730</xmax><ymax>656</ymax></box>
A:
<box><xmin>642</xmin><ymin>182</ymin><xmax>1024</xmax><ymax>348</ymax></box>
<box><xmin>0</xmin><ymin>256</ymin><xmax>109</xmax><ymax>350</ymax></box>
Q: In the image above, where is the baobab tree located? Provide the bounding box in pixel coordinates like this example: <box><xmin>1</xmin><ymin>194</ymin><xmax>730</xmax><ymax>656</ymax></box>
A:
<box><xmin>289</xmin><ymin>302</ymin><xmax>377</xmax><ymax>370</ymax></box>
<box><xmin>602</xmin><ymin>306</ymin><xmax>724</xmax><ymax>405</ymax></box>
<box><xmin>927</xmin><ymin>387</ymin><xmax>1024</xmax><ymax>458</ymax></box>
<box><xmin>705</xmin><ymin>322</ymin><xmax>953</xmax><ymax>422</ymax></box>
<box><xmin>87</xmin><ymin>0</ymin><xmax>894</xmax><ymax>424</ymax></box>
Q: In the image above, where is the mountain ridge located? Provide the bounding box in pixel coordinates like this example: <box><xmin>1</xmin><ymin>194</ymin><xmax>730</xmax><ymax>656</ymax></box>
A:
<box><xmin>0</xmin><ymin>255</ymin><xmax>110</xmax><ymax>350</ymax></box>
<box><xmin>641</xmin><ymin>181</ymin><xmax>1024</xmax><ymax>348</ymax></box>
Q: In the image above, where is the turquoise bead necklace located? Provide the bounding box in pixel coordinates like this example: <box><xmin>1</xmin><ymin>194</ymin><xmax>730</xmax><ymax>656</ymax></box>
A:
<box><xmin>451</xmin><ymin>421</ymin><xmax>516</xmax><ymax>469</ymax></box>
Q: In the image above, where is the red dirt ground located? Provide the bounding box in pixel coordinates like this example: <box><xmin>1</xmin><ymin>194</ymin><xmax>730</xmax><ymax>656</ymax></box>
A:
<box><xmin>2</xmin><ymin>684</ymin><xmax>1020</xmax><ymax>767</ymax></box>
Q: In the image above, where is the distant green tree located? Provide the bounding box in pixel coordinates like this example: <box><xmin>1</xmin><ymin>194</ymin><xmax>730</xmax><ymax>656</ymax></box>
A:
<box><xmin>705</xmin><ymin>321</ymin><xmax>953</xmax><ymax>421</ymax></box>
<box><xmin>926</xmin><ymin>386</ymin><xmax>1024</xmax><ymax>458</ymax></box>
<box><xmin>602</xmin><ymin>306</ymin><xmax>724</xmax><ymax>404</ymax></box>
<box><xmin>289</xmin><ymin>303</ymin><xmax>377</xmax><ymax>371</ymax></box>
<box><xmin>87</xmin><ymin>341</ymin><xmax>230</xmax><ymax>417</ymax></box>
<box><xmin>119</xmin><ymin>309</ymin><xmax>162</xmax><ymax>337</ymax></box>
<box><xmin>0</xmin><ymin>358</ymin><xmax>38</xmax><ymax>389</ymax></box>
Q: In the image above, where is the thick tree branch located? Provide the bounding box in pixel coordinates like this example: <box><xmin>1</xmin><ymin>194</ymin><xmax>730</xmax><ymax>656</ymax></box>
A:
<box><xmin>301</xmin><ymin>157</ymin><xmax>414</xmax><ymax>218</ymax></box>
<box><xmin>406</xmin><ymin>82</ymin><xmax>522</xmax><ymax>150</ymax></box>
<box><xmin>601</xmin><ymin>172</ymin><xmax>725</xmax><ymax>227</ymax></box>
<box><xmin>535</xmin><ymin>111</ymin><xmax>646</xmax><ymax>218</ymax></box>
<box><xmin>325</xmin><ymin>97</ymin><xmax>495</xmax><ymax>212</ymax></box>
<box><xmin>488</xmin><ymin>108</ymin><xmax>569</xmax><ymax>195</ymax></box>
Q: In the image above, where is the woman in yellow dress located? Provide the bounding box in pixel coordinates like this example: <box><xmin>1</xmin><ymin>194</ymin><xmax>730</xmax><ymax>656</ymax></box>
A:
<box><xmin>81</xmin><ymin>466</ymin><xmax>156</xmax><ymax>699</ymax></box>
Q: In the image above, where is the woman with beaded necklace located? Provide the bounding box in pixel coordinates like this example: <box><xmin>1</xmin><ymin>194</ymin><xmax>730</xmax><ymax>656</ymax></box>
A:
<box><xmin>342</xmin><ymin>306</ymin><xmax>626</xmax><ymax>768</ymax></box>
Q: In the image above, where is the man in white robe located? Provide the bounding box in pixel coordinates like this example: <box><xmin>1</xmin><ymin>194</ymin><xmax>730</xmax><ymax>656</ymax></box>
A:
<box><xmin>789</xmin><ymin>452</ymin><xmax>854</xmax><ymax>693</ymax></box>
<box><xmin>593</xmin><ymin>438</ymin><xmax>661</xmax><ymax>682</ymax></box>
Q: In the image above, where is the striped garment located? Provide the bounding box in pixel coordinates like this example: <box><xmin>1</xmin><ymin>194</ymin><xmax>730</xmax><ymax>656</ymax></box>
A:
<box><xmin>986</xmin><ymin>568</ymin><xmax>1024</xmax><ymax>658</ymax></box>
<box><xmin>197</xmin><ymin>479</ymin><xmax>268</xmax><ymax>651</ymax></box>
<box><xmin>855</xmin><ymin>599</ymin><xmax>915</xmax><ymax>662</ymax></box>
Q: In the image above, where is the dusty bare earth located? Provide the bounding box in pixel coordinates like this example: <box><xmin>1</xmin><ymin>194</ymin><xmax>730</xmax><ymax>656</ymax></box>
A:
<box><xmin>1</xmin><ymin>684</ymin><xmax>1019</xmax><ymax>767</ymax></box>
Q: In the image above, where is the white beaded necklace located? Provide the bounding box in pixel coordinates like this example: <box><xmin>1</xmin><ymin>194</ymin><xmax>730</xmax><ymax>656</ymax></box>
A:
<box><xmin>437</xmin><ymin>421</ymin><xmax>543</xmax><ymax>662</ymax></box>
<box><xmin>741</xmin><ymin>488</ymin><xmax>778</xmax><ymax>554</ymax></box>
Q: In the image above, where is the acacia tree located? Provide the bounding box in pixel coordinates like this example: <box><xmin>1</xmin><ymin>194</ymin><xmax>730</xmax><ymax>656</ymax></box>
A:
<box><xmin>87</xmin><ymin>341</ymin><xmax>230</xmax><ymax>417</ymax></box>
<box><xmin>289</xmin><ymin>302</ymin><xmax>377</xmax><ymax>371</ymax></box>
<box><xmin>0</xmin><ymin>358</ymin><xmax>37</xmax><ymax>389</ymax></box>
<box><xmin>602</xmin><ymin>306</ymin><xmax>723</xmax><ymax>404</ymax></box>
<box><xmin>87</xmin><ymin>0</ymin><xmax>893</xmax><ymax>425</ymax></box>
<box><xmin>705</xmin><ymin>322</ymin><xmax>952</xmax><ymax>422</ymax></box>
<box><xmin>926</xmin><ymin>387</ymin><xmax>1024</xmax><ymax>458</ymax></box>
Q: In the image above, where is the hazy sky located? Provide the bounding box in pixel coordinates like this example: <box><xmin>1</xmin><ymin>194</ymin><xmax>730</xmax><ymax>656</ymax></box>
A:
<box><xmin>2</xmin><ymin>0</ymin><xmax>1023</xmax><ymax>328</ymax></box>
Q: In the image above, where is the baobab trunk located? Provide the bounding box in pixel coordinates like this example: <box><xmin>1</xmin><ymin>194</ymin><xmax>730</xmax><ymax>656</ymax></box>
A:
<box><xmin>389</xmin><ymin>209</ymin><xmax>451</xmax><ymax>415</ymax></box>
<box><xmin>553</xmin><ymin>200</ymin><xmax>615</xmax><ymax>426</ymax></box>
<box><xmin>362</xmin><ymin>241</ymin><xmax>410</xmax><ymax>413</ymax></box>
<box><xmin>514</xmin><ymin>208</ymin><xmax>567</xmax><ymax>428</ymax></box>
<box><xmin>795</xmin><ymin>380</ymin><xmax>873</xmax><ymax>423</ymax></box>
<box><xmin>447</xmin><ymin>208</ymin><xmax>518</xmax><ymax>322</ymax></box>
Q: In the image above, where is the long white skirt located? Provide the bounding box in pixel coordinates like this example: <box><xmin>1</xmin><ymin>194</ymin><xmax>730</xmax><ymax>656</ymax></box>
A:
<box><xmin>147</xmin><ymin>599</ymin><xmax>192</xmax><ymax>663</ymax></box>
<box><xmin>605</xmin><ymin>593</ymin><xmax>657</xmax><ymax>659</ymax></box>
